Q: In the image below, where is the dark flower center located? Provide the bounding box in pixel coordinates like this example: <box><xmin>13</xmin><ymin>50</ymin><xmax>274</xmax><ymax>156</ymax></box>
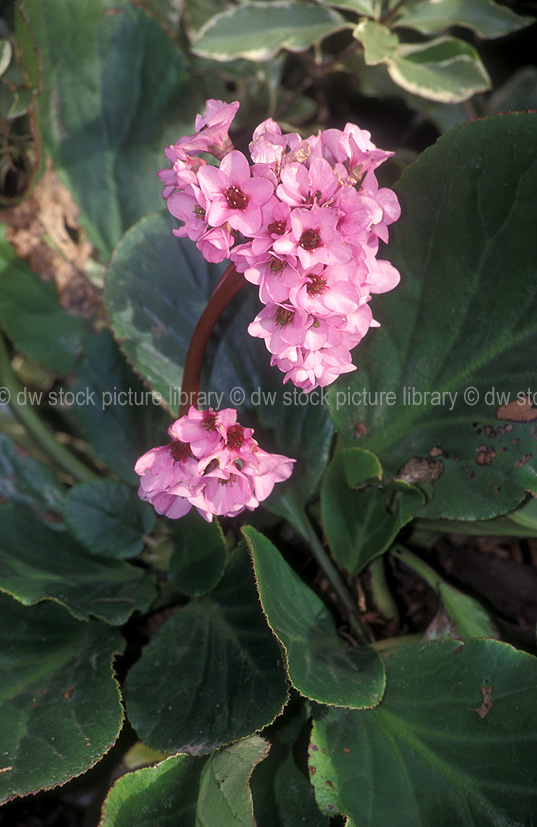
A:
<box><xmin>169</xmin><ymin>441</ymin><xmax>191</xmax><ymax>462</ymax></box>
<box><xmin>268</xmin><ymin>220</ymin><xmax>286</xmax><ymax>235</ymax></box>
<box><xmin>203</xmin><ymin>412</ymin><xmax>217</xmax><ymax>431</ymax></box>
<box><xmin>227</xmin><ymin>424</ymin><xmax>244</xmax><ymax>449</ymax></box>
<box><xmin>306</xmin><ymin>276</ymin><xmax>327</xmax><ymax>295</ymax></box>
<box><xmin>225</xmin><ymin>185</ymin><xmax>248</xmax><ymax>210</ymax></box>
<box><xmin>299</xmin><ymin>228</ymin><xmax>321</xmax><ymax>250</ymax></box>
<box><xmin>270</xmin><ymin>258</ymin><xmax>285</xmax><ymax>274</ymax></box>
<box><xmin>274</xmin><ymin>307</ymin><xmax>294</xmax><ymax>327</ymax></box>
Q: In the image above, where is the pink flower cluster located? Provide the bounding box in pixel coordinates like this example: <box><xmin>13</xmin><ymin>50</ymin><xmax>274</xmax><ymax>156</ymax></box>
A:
<box><xmin>135</xmin><ymin>406</ymin><xmax>294</xmax><ymax>522</ymax></box>
<box><xmin>159</xmin><ymin>100</ymin><xmax>400</xmax><ymax>392</ymax></box>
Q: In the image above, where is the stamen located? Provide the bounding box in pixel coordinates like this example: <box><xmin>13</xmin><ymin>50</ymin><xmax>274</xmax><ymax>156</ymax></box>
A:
<box><xmin>227</xmin><ymin>424</ymin><xmax>244</xmax><ymax>448</ymax></box>
<box><xmin>299</xmin><ymin>229</ymin><xmax>321</xmax><ymax>250</ymax></box>
<box><xmin>274</xmin><ymin>307</ymin><xmax>294</xmax><ymax>327</ymax></box>
<box><xmin>225</xmin><ymin>185</ymin><xmax>248</xmax><ymax>210</ymax></box>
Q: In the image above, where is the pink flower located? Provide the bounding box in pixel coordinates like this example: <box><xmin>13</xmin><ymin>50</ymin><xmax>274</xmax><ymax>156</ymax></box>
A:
<box><xmin>175</xmin><ymin>99</ymin><xmax>239</xmax><ymax>160</ymax></box>
<box><xmin>273</xmin><ymin>204</ymin><xmax>351</xmax><ymax>269</ymax></box>
<box><xmin>135</xmin><ymin>407</ymin><xmax>294</xmax><ymax>522</ymax></box>
<box><xmin>197</xmin><ymin>151</ymin><xmax>274</xmax><ymax>236</ymax></box>
<box><xmin>159</xmin><ymin>100</ymin><xmax>402</xmax><ymax>393</ymax></box>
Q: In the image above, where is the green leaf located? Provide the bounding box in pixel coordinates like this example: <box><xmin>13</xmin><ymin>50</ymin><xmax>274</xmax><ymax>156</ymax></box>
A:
<box><xmin>184</xmin><ymin>0</ymin><xmax>230</xmax><ymax>40</ymax></box>
<box><xmin>309</xmin><ymin>639</ymin><xmax>537</xmax><ymax>826</ymax></box>
<box><xmin>21</xmin><ymin>0</ymin><xmax>191</xmax><ymax>257</ymax></box>
<box><xmin>100</xmin><ymin>754</ymin><xmax>205</xmax><ymax>827</ymax></box>
<box><xmin>0</xmin><ymin>226</ymin><xmax>83</xmax><ymax>373</ymax></box>
<box><xmin>63</xmin><ymin>479</ymin><xmax>155</xmax><ymax>559</ymax></box>
<box><xmin>319</xmin><ymin>0</ymin><xmax>376</xmax><ymax>14</ymax></box>
<box><xmin>0</xmin><ymin>593</ymin><xmax>124</xmax><ymax>803</ymax></box>
<box><xmin>73</xmin><ymin>329</ymin><xmax>166</xmax><ymax>485</ymax></box>
<box><xmin>353</xmin><ymin>19</ymin><xmax>399</xmax><ymax>66</ymax></box>
<box><xmin>0</xmin><ymin>433</ymin><xmax>65</xmax><ymax>524</ymax></box>
<box><xmin>322</xmin><ymin>450</ymin><xmax>425</xmax><ymax>574</ymax></box>
<box><xmin>329</xmin><ymin>113</ymin><xmax>537</xmax><ymax>521</ymax></box>
<box><xmin>250</xmin><ymin>701</ymin><xmax>330</xmax><ymax>827</ymax></box>
<box><xmin>100</xmin><ymin>737</ymin><xmax>268</xmax><ymax>827</ymax></box>
<box><xmin>507</xmin><ymin>495</ymin><xmax>537</xmax><ymax>532</ymax></box>
<box><xmin>105</xmin><ymin>211</ymin><xmax>224</xmax><ymax>405</ymax></box>
<box><xmin>386</xmin><ymin>36</ymin><xmax>491</xmax><ymax>103</ymax></box>
<box><xmin>394</xmin><ymin>0</ymin><xmax>534</xmax><ymax>39</ymax></box>
<box><xmin>0</xmin><ymin>39</ymin><xmax>12</xmax><ymax>77</ymax></box>
<box><xmin>0</xmin><ymin>504</ymin><xmax>157</xmax><ymax>624</ymax></box>
<box><xmin>244</xmin><ymin>527</ymin><xmax>386</xmax><ymax>708</ymax></box>
<box><xmin>169</xmin><ymin>511</ymin><xmax>228</xmax><ymax>596</ymax></box>
<box><xmin>124</xmin><ymin>549</ymin><xmax>289</xmax><ymax>753</ymax></box>
<box><xmin>196</xmin><ymin>736</ymin><xmax>269</xmax><ymax>826</ymax></box>
<box><xmin>192</xmin><ymin>0</ymin><xmax>350</xmax><ymax>62</ymax></box>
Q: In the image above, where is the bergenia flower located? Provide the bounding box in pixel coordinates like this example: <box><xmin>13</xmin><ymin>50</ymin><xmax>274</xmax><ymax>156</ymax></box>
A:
<box><xmin>159</xmin><ymin>99</ymin><xmax>401</xmax><ymax>392</ymax></box>
<box><xmin>135</xmin><ymin>407</ymin><xmax>294</xmax><ymax>522</ymax></box>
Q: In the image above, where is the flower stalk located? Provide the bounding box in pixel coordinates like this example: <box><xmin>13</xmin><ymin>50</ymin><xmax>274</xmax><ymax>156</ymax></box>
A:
<box><xmin>179</xmin><ymin>262</ymin><xmax>246</xmax><ymax>416</ymax></box>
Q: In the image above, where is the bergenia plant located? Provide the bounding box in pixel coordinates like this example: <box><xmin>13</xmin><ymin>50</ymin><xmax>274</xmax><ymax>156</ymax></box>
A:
<box><xmin>2</xmin><ymin>3</ymin><xmax>537</xmax><ymax>824</ymax></box>
<box><xmin>135</xmin><ymin>100</ymin><xmax>400</xmax><ymax>522</ymax></box>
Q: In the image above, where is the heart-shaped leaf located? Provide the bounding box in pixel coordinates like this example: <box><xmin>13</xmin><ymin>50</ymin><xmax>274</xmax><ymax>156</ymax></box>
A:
<box><xmin>0</xmin><ymin>593</ymin><xmax>124</xmax><ymax>804</ymax></box>
<box><xmin>309</xmin><ymin>639</ymin><xmax>537</xmax><ymax>826</ymax></box>
<box><xmin>124</xmin><ymin>549</ymin><xmax>289</xmax><ymax>754</ymax></box>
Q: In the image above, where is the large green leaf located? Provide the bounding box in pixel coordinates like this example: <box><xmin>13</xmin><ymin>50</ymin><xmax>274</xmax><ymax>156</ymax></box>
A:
<box><xmin>196</xmin><ymin>736</ymin><xmax>269</xmax><ymax>826</ymax></box>
<box><xmin>124</xmin><ymin>549</ymin><xmax>289</xmax><ymax>753</ymax></box>
<box><xmin>105</xmin><ymin>211</ymin><xmax>224</xmax><ymax>405</ymax></box>
<box><xmin>100</xmin><ymin>754</ymin><xmax>204</xmax><ymax>827</ymax></box>
<box><xmin>99</xmin><ymin>737</ymin><xmax>268</xmax><ymax>827</ymax></box>
<box><xmin>0</xmin><ymin>593</ymin><xmax>124</xmax><ymax>804</ymax></box>
<box><xmin>329</xmin><ymin>113</ymin><xmax>537</xmax><ymax>521</ymax></box>
<box><xmin>0</xmin><ymin>226</ymin><xmax>82</xmax><ymax>373</ymax></box>
<box><xmin>244</xmin><ymin>527</ymin><xmax>385</xmax><ymax>708</ymax></box>
<box><xmin>309</xmin><ymin>639</ymin><xmax>537</xmax><ymax>826</ymax></box>
<box><xmin>192</xmin><ymin>0</ymin><xmax>350</xmax><ymax>62</ymax></box>
<box><xmin>321</xmin><ymin>448</ymin><xmax>425</xmax><ymax>574</ymax></box>
<box><xmin>168</xmin><ymin>511</ymin><xmax>228</xmax><ymax>596</ymax></box>
<box><xmin>21</xmin><ymin>0</ymin><xmax>191</xmax><ymax>257</ymax></box>
<box><xmin>73</xmin><ymin>329</ymin><xmax>167</xmax><ymax>485</ymax></box>
<box><xmin>106</xmin><ymin>213</ymin><xmax>334</xmax><ymax>511</ymax></box>
<box><xmin>0</xmin><ymin>433</ymin><xmax>65</xmax><ymax>524</ymax></box>
<box><xmin>394</xmin><ymin>0</ymin><xmax>534</xmax><ymax>39</ymax></box>
<box><xmin>0</xmin><ymin>504</ymin><xmax>157</xmax><ymax>625</ymax></box>
<box><xmin>63</xmin><ymin>479</ymin><xmax>155</xmax><ymax>559</ymax></box>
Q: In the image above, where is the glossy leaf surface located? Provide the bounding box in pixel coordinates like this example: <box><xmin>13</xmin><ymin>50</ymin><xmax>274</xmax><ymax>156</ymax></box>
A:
<box><xmin>245</xmin><ymin>527</ymin><xmax>385</xmax><ymax>708</ymax></box>
<box><xmin>124</xmin><ymin>550</ymin><xmax>289</xmax><ymax>753</ymax></box>
<box><xmin>0</xmin><ymin>504</ymin><xmax>157</xmax><ymax>624</ymax></box>
<box><xmin>329</xmin><ymin>113</ymin><xmax>537</xmax><ymax>520</ymax></box>
<box><xmin>0</xmin><ymin>594</ymin><xmax>123</xmax><ymax>804</ymax></box>
<box><xmin>310</xmin><ymin>639</ymin><xmax>537</xmax><ymax>826</ymax></box>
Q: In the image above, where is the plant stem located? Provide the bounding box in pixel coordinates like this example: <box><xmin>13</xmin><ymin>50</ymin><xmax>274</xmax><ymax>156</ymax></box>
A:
<box><xmin>369</xmin><ymin>555</ymin><xmax>400</xmax><ymax>627</ymax></box>
<box><xmin>0</xmin><ymin>332</ymin><xmax>96</xmax><ymax>482</ymax></box>
<box><xmin>279</xmin><ymin>495</ymin><xmax>372</xmax><ymax>644</ymax></box>
<box><xmin>179</xmin><ymin>262</ymin><xmax>246</xmax><ymax>416</ymax></box>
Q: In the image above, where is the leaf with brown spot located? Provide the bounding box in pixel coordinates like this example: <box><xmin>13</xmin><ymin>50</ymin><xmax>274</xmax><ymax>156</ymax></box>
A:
<box><xmin>396</xmin><ymin>456</ymin><xmax>444</xmax><ymax>484</ymax></box>
<box><xmin>496</xmin><ymin>395</ymin><xmax>537</xmax><ymax>423</ymax></box>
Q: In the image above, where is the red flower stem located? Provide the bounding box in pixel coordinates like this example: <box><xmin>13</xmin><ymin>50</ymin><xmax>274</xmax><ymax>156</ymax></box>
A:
<box><xmin>179</xmin><ymin>262</ymin><xmax>246</xmax><ymax>416</ymax></box>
